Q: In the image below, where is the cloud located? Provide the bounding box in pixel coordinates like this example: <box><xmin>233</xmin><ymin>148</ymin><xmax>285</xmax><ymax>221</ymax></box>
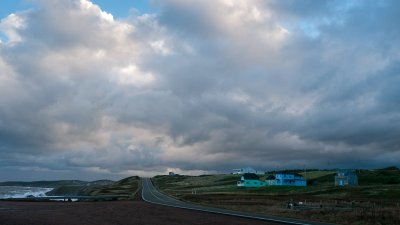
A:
<box><xmin>0</xmin><ymin>0</ymin><xmax>399</xmax><ymax>180</ymax></box>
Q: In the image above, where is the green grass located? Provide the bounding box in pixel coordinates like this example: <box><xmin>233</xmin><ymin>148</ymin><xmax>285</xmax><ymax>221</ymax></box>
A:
<box><xmin>153</xmin><ymin>170</ymin><xmax>400</xmax><ymax>225</ymax></box>
<box><xmin>80</xmin><ymin>176</ymin><xmax>140</xmax><ymax>196</ymax></box>
<box><xmin>299</xmin><ymin>171</ymin><xmax>335</xmax><ymax>180</ymax></box>
<box><xmin>153</xmin><ymin>174</ymin><xmax>242</xmax><ymax>194</ymax></box>
<box><xmin>358</xmin><ymin>169</ymin><xmax>400</xmax><ymax>185</ymax></box>
<box><xmin>153</xmin><ymin>169</ymin><xmax>400</xmax><ymax>200</ymax></box>
<box><xmin>47</xmin><ymin>176</ymin><xmax>140</xmax><ymax>199</ymax></box>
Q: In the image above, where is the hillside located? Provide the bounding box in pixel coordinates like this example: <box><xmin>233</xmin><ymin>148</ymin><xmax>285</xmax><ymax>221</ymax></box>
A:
<box><xmin>153</xmin><ymin>174</ymin><xmax>241</xmax><ymax>194</ymax></box>
<box><xmin>46</xmin><ymin>176</ymin><xmax>140</xmax><ymax>198</ymax></box>
<box><xmin>79</xmin><ymin>176</ymin><xmax>140</xmax><ymax>196</ymax></box>
<box><xmin>153</xmin><ymin>169</ymin><xmax>400</xmax><ymax>225</ymax></box>
<box><xmin>154</xmin><ymin>169</ymin><xmax>400</xmax><ymax>198</ymax></box>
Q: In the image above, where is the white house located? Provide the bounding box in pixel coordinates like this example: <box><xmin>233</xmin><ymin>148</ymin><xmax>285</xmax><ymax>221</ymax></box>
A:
<box><xmin>233</xmin><ymin>167</ymin><xmax>264</xmax><ymax>175</ymax></box>
<box><xmin>275</xmin><ymin>173</ymin><xmax>307</xmax><ymax>186</ymax></box>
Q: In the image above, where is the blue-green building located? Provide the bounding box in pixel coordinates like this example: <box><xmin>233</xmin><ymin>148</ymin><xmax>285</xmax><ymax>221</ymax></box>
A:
<box><xmin>237</xmin><ymin>173</ymin><xmax>266</xmax><ymax>187</ymax></box>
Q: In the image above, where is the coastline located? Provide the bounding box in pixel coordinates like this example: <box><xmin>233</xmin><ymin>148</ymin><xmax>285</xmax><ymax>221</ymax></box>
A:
<box><xmin>0</xmin><ymin>186</ymin><xmax>53</xmax><ymax>199</ymax></box>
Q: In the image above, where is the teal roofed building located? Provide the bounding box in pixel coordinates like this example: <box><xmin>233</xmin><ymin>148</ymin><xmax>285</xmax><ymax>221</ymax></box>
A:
<box><xmin>237</xmin><ymin>173</ymin><xmax>266</xmax><ymax>187</ymax></box>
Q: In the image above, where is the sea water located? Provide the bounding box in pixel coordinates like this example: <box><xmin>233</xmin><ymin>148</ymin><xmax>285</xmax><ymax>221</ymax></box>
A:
<box><xmin>0</xmin><ymin>186</ymin><xmax>53</xmax><ymax>199</ymax></box>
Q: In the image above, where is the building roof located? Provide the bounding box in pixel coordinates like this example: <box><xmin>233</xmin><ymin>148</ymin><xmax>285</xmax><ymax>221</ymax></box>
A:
<box><xmin>242</xmin><ymin>173</ymin><xmax>260</xmax><ymax>180</ymax></box>
<box><xmin>276</xmin><ymin>172</ymin><xmax>303</xmax><ymax>177</ymax></box>
<box><xmin>266</xmin><ymin>175</ymin><xmax>276</xmax><ymax>180</ymax></box>
<box><xmin>336</xmin><ymin>170</ymin><xmax>356</xmax><ymax>176</ymax></box>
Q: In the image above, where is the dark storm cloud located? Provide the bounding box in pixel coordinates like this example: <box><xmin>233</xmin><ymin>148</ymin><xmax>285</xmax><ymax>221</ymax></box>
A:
<box><xmin>0</xmin><ymin>0</ymin><xmax>400</xmax><ymax>180</ymax></box>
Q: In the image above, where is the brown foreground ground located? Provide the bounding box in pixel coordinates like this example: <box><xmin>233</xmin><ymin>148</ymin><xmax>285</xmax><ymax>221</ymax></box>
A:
<box><xmin>0</xmin><ymin>198</ymin><xmax>281</xmax><ymax>225</ymax></box>
<box><xmin>181</xmin><ymin>194</ymin><xmax>400</xmax><ymax>225</ymax></box>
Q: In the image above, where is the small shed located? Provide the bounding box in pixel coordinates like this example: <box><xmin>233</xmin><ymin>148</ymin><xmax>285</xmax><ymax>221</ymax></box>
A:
<box><xmin>335</xmin><ymin>170</ymin><xmax>358</xmax><ymax>186</ymax></box>
<box><xmin>232</xmin><ymin>167</ymin><xmax>257</xmax><ymax>174</ymax></box>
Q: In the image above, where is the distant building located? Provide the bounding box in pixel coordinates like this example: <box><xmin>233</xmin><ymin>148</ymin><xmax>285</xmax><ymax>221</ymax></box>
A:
<box><xmin>265</xmin><ymin>175</ymin><xmax>276</xmax><ymax>186</ymax></box>
<box><xmin>237</xmin><ymin>173</ymin><xmax>266</xmax><ymax>187</ymax></box>
<box><xmin>275</xmin><ymin>173</ymin><xmax>307</xmax><ymax>186</ymax></box>
<box><xmin>233</xmin><ymin>167</ymin><xmax>264</xmax><ymax>175</ymax></box>
<box><xmin>335</xmin><ymin>170</ymin><xmax>358</xmax><ymax>186</ymax></box>
<box><xmin>168</xmin><ymin>172</ymin><xmax>176</xmax><ymax>176</ymax></box>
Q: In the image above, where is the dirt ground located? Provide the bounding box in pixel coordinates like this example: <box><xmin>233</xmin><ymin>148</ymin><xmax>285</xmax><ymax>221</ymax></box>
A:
<box><xmin>181</xmin><ymin>194</ymin><xmax>400</xmax><ymax>225</ymax></box>
<box><xmin>0</xmin><ymin>198</ymin><xmax>281</xmax><ymax>225</ymax></box>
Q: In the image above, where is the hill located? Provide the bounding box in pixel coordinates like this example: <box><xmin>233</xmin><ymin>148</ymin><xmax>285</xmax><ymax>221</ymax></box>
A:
<box><xmin>46</xmin><ymin>176</ymin><xmax>139</xmax><ymax>197</ymax></box>
<box><xmin>153</xmin><ymin>170</ymin><xmax>400</xmax><ymax>225</ymax></box>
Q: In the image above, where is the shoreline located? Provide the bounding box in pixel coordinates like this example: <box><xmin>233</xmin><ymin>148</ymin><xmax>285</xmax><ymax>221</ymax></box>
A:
<box><xmin>0</xmin><ymin>186</ymin><xmax>53</xmax><ymax>200</ymax></box>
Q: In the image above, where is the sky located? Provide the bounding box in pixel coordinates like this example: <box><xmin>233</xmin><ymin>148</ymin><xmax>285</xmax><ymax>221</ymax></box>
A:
<box><xmin>0</xmin><ymin>0</ymin><xmax>400</xmax><ymax>181</ymax></box>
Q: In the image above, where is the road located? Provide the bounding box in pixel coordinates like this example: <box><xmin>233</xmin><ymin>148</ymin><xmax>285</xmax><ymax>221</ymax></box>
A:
<box><xmin>0</xmin><ymin>179</ymin><xmax>333</xmax><ymax>225</ymax></box>
<box><xmin>142</xmin><ymin>178</ymin><xmax>333</xmax><ymax>225</ymax></box>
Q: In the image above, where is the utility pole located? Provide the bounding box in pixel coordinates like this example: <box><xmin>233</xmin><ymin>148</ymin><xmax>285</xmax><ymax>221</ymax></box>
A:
<box><xmin>304</xmin><ymin>164</ymin><xmax>307</xmax><ymax>181</ymax></box>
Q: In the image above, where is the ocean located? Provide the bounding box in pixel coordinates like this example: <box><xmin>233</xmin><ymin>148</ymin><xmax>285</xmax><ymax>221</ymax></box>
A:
<box><xmin>0</xmin><ymin>186</ymin><xmax>53</xmax><ymax>199</ymax></box>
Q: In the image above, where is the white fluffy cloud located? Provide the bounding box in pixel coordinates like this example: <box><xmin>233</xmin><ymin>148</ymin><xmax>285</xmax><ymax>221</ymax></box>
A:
<box><xmin>0</xmin><ymin>0</ymin><xmax>399</xmax><ymax>180</ymax></box>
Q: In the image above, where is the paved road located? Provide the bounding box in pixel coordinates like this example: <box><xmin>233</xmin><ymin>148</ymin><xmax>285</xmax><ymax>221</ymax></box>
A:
<box><xmin>142</xmin><ymin>178</ymin><xmax>334</xmax><ymax>225</ymax></box>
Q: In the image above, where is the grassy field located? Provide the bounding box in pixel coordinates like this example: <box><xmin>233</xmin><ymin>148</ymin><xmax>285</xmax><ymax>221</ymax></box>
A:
<box><xmin>153</xmin><ymin>169</ymin><xmax>400</xmax><ymax>225</ymax></box>
<box><xmin>153</xmin><ymin>174</ymin><xmax>242</xmax><ymax>194</ymax></box>
<box><xmin>80</xmin><ymin>176</ymin><xmax>140</xmax><ymax>197</ymax></box>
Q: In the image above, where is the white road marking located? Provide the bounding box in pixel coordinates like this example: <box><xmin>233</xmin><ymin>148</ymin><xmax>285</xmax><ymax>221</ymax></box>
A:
<box><xmin>144</xmin><ymin>179</ymin><xmax>165</xmax><ymax>203</ymax></box>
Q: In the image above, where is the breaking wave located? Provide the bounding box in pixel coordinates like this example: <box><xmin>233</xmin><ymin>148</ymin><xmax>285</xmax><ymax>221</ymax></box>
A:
<box><xmin>0</xmin><ymin>186</ymin><xmax>53</xmax><ymax>199</ymax></box>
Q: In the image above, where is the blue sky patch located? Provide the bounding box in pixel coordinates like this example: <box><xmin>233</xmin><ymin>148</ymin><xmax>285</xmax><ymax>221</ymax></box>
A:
<box><xmin>0</xmin><ymin>0</ymin><xmax>34</xmax><ymax>19</ymax></box>
<box><xmin>91</xmin><ymin>0</ymin><xmax>156</xmax><ymax>18</ymax></box>
<box><xmin>0</xmin><ymin>0</ymin><xmax>156</xmax><ymax>20</ymax></box>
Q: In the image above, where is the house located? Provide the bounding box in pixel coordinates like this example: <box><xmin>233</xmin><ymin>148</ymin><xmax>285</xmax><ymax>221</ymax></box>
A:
<box><xmin>335</xmin><ymin>170</ymin><xmax>358</xmax><ymax>186</ymax></box>
<box><xmin>265</xmin><ymin>175</ymin><xmax>276</xmax><ymax>185</ymax></box>
<box><xmin>237</xmin><ymin>173</ymin><xmax>266</xmax><ymax>187</ymax></box>
<box><xmin>233</xmin><ymin>167</ymin><xmax>256</xmax><ymax>174</ymax></box>
<box><xmin>275</xmin><ymin>173</ymin><xmax>307</xmax><ymax>186</ymax></box>
<box><xmin>232</xmin><ymin>167</ymin><xmax>264</xmax><ymax>175</ymax></box>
